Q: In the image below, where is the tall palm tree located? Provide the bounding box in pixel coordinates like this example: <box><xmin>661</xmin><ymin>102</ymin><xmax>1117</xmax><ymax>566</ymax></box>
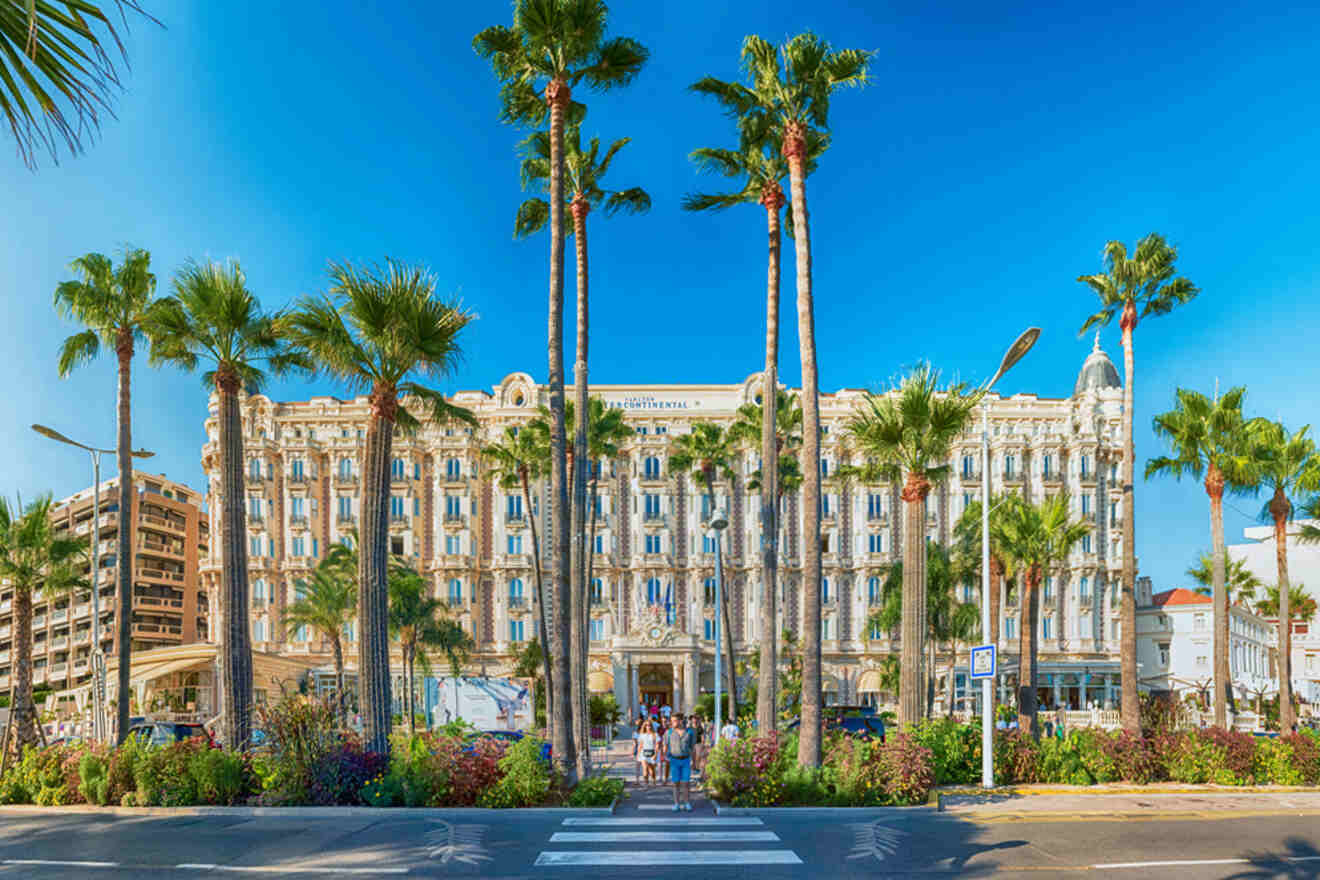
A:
<box><xmin>147</xmin><ymin>259</ymin><xmax>306</xmax><ymax>750</ymax></box>
<box><xmin>1145</xmin><ymin>386</ymin><xmax>1255</xmax><ymax>724</ymax></box>
<box><xmin>996</xmin><ymin>493</ymin><xmax>1089</xmax><ymax>737</ymax></box>
<box><xmin>693</xmin><ymin>32</ymin><xmax>872</xmax><ymax>767</ymax></box>
<box><xmin>1188</xmin><ymin>550</ymin><xmax>1263</xmax><ymax>606</ymax></box>
<box><xmin>670</xmin><ymin>421</ymin><xmax>739</xmax><ymax>712</ymax></box>
<box><xmin>1078</xmin><ymin>233</ymin><xmax>1199</xmax><ymax>731</ymax></box>
<box><xmin>285</xmin><ymin>259</ymin><xmax>474</xmax><ymax>756</ymax></box>
<box><xmin>516</xmin><ymin>127</ymin><xmax>649</xmax><ymax>778</ymax></box>
<box><xmin>727</xmin><ymin>390</ymin><xmax>802</xmax><ymax>731</ymax></box>
<box><xmin>474</xmin><ymin>0</ymin><xmax>647</xmax><ymax>786</ymax></box>
<box><xmin>53</xmin><ymin>247</ymin><xmax>162</xmax><ymax>744</ymax></box>
<box><xmin>847</xmin><ymin>364</ymin><xmax>980</xmax><ymax>729</ymax></box>
<box><xmin>1</xmin><ymin>1</ymin><xmax>155</xmax><ymax>168</ymax></box>
<box><xmin>952</xmin><ymin>493</ymin><xmax>1015</xmax><ymax>659</ymax></box>
<box><xmin>284</xmin><ymin>550</ymin><xmax>357</xmax><ymax>728</ymax></box>
<box><xmin>1243</xmin><ymin>418</ymin><xmax>1320</xmax><ymax>732</ymax></box>
<box><xmin>482</xmin><ymin>425</ymin><xmax>554</xmax><ymax>740</ymax></box>
<box><xmin>0</xmin><ymin>495</ymin><xmax>86</xmax><ymax>748</ymax></box>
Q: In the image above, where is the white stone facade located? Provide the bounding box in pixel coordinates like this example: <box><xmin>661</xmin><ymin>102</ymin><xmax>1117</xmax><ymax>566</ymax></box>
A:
<box><xmin>200</xmin><ymin>342</ymin><xmax>1131</xmax><ymax>713</ymax></box>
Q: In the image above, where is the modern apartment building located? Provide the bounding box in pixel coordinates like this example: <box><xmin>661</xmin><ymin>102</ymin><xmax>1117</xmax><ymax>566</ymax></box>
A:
<box><xmin>0</xmin><ymin>473</ymin><xmax>210</xmax><ymax>697</ymax></box>
<box><xmin>200</xmin><ymin>336</ymin><xmax>1130</xmax><ymax>714</ymax></box>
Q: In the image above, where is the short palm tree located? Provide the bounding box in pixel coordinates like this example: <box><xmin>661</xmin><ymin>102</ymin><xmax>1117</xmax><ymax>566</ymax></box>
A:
<box><xmin>148</xmin><ymin>258</ymin><xmax>307</xmax><ymax>749</ymax></box>
<box><xmin>1253</xmin><ymin>583</ymin><xmax>1318</xmax><ymax>630</ymax></box>
<box><xmin>669</xmin><ymin>421</ymin><xmax>739</xmax><ymax>712</ymax></box>
<box><xmin>1146</xmin><ymin>386</ymin><xmax>1256</xmax><ymax>725</ymax></box>
<box><xmin>952</xmin><ymin>493</ymin><xmax>1016</xmax><ymax>659</ymax></box>
<box><xmin>482</xmin><ymin>425</ymin><xmax>554</xmax><ymax>737</ymax></box>
<box><xmin>1299</xmin><ymin>495</ymin><xmax>1320</xmax><ymax>545</ymax></box>
<box><xmin>1188</xmin><ymin>551</ymin><xmax>1263</xmax><ymax>606</ymax></box>
<box><xmin>996</xmin><ymin>493</ymin><xmax>1089</xmax><ymax>737</ymax></box>
<box><xmin>693</xmin><ymin>31</ymin><xmax>872</xmax><ymax>767</ymax></box>
<box><xmin>474</xmin><ymin>0</ymin><xmax>647</xmax><ymax>786</ymax></box>
<box><xmin>389</xmin><ymin>565</ymin><xmax>463</xmax><ymax>737</ymax></box>
<box><xmin>0</xmin><ymin>495</ymin><xmax>86</xmax><ymax>747</ymax></box>
<box><xmin>847</xmin><ymin>364</ymin><xmax>981</xmax><ymax>728</ymax></box>
<box><xmin>517</xmin><ymin>125</ymin><xmax>649</xmax><ymax>777</ymax></box>
<box><xmin>285</xmin><ymin>552</ymin><xmax>357</xmax><ymax>728</ymax></box>
<box><xmin>53</xmin><ymin>247</ymin><xmax>162</xmax><ymax>743</ymax></box>
<box><xmin>286</xmin><ymin>259</ymin><xmax>474</xmax><ymax>756</ymax></box>
<box><xmin>1</xmin><ymin>1</ymin><xmax>155</xmax><ymax>167</ymax></box>
<box><xmin>1078</xmin><ymin>232</ymin><xmax>1199</xmax><ymax>731</ymax></box>
<box><xmin>1243</xmin><ymin>418</ymin><xmax>1320</xmax><ymax>732</ymax></box>
<box><xmin>727</xmin><ymin>389</ymin><xmax>802</xmax><ymax>732</ymax></box>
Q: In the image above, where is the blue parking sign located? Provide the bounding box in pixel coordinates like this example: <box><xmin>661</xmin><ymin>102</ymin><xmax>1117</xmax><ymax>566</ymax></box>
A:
<box><xmin>970</xmin><ymin>644</ymin><xmax>996</xmax><ymax>679</ymax></box>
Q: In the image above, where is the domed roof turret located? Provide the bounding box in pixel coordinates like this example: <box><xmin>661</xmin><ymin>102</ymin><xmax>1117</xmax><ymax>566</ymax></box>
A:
<box><xmin>1074</xmin><ymin>332</ymin><xmax>1122</xmax><ymax>396</ymax></box>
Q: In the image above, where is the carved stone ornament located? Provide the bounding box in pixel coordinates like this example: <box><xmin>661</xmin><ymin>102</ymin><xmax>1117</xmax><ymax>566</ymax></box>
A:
<box><xmin>634</xmin><ymin>604</ymin><xmax>677</xmax><ymax>647</ymax></box>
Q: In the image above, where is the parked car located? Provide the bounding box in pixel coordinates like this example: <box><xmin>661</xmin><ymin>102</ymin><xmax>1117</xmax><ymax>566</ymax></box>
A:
<box><xmin>461</xmin><ymin>729</ymin><xmax>552</xmax><ymax>762</ymax></box>
<box><xmin>127</xmin><ymin>721</ymin><xmax>214</xmax><ymax>747</ymax></box>
<box><xmin>783</xmin><ymin>714</ymin><xmax>887</xmax><ymax>741</ymax></box>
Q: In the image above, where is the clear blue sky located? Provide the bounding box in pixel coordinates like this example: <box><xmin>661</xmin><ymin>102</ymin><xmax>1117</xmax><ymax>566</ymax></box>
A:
<box><xmin>3</xmin><ymin>0</ymin><xmax>1318</xmax><ymax>591</ymax></box>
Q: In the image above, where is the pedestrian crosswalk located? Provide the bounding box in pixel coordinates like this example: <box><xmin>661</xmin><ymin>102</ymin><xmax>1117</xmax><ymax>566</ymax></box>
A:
<box><xmin>533</xmin><ymin>815</ymin><xmax>803</xmax><ymax>867</ymax></box>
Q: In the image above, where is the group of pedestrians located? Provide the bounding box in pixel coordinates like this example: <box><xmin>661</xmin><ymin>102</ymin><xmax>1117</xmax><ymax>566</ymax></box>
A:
<box><xmin>631</xmin><ymin>710</ymin><xmax>741</xmax><ymax>810</ymax></box>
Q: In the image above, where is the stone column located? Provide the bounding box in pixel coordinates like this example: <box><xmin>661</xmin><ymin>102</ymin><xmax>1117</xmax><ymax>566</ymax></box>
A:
<box><xmin>631</xmin><ymin>662</ymin><xmax>641</xmax><ymax>718</ymax></box>
<box><xmin>1052</xmin><ymin>674</ymin><xmax>1062</xmax><ymax>711</ymax></box>
<box><xmin>672</xmin><ymin>659</ymin><xmax>683</xmax><ymax>715</ymax></box>
<box><xmin>1103</xmin><ymin>673</ymin><xmax>1113</xmax><ymax>710</ymax></box>
<box><xmin>684</xmin><ymin>653</ymin><xmax>698</xmax><ymax>714</ymax></box>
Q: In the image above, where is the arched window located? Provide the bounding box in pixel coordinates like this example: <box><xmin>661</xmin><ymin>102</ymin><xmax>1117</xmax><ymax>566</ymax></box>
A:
<box><xmin>338</xmin><ymin>457</ymin><xmax>352</xmax><ymax>479</ymax></box>
<box><xmin>509</xmin><ymin>578</ymin><xmax>524</xmax><ymax>601</ymax></box>
<box><xmin>590</xmin><ymin>578</ymin><xmax>603</xmax><ymax>604</ymax></box>
<box><xmin>703</xmin><ymin>577</ymin><xmax>716</xmax><ymax>605</ymax></box>
<box><xmin>448</xmin><ymin>579</ymin><xmax>463</xmax><ymax>604</ymax></box>
<box><xmin>867</xmin><ymin>576</ymin><xmax>880</xmax><ymax>604</ymax></box>
<box><xmin>391</xmin><ymin>458</ymin><xmax>405</xmax><ymax>479</ymax></box>
<box><xmin>646</xmin><ymin>578</ymin><xmax>662</xmax><ymax>604</ymax></box>
<box><xmin>446</xmin><ymin>458</ymin><xmax>461</xmax><ymax>480</ymax></box>
<box><xmin>822</xmin><ymin>577</ymin><xmax>831</xmax><ymax>603</ymax></box>
<box><xmin>644</xmin><ymin>456</ymin><xmax>661</xmax><ymax>479</ymax></box>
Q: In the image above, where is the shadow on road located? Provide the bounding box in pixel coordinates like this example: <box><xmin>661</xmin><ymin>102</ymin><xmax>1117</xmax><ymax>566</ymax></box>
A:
<box><xmin>1226</xmin><ymin>838</ymin><xmax>1320</xmax><ymax>880</ymax></box>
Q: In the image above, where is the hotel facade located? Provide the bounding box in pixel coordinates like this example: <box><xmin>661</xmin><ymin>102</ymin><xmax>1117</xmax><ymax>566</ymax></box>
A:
<box><xmin>200</xmin><ymin>338</ymin><xmax>1131</xmax><ymax>715</ymax></box>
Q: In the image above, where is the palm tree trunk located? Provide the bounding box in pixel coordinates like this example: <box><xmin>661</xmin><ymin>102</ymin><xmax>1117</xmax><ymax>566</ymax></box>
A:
<box><xmin>1207</xmin><ymin>464</ymin><xmax>1230</xmax><ymax>727</ymax></box>
<box><xmin>1119</xmin><ymin>303</ymin><xmax>1140</xmax><ymax>733</ymax></box>
<box><xmin>13</xmin><ymin>588</ymin><xmax>35</xmax><ymax>748</ymax></box>
<box><xmin>359</xmin><ymin>384</ymin><xmax>397</xmax><ymax>755</ymax></box>
<box><xmin>946</xmin><ymin>642</ymin><xmax>956</xmax><ymax>718</ymax></box>
<box><xmin>523</xmin><ymin>474</ymin><xmax>554</xmax><ymax>743</ymax></box>
<box><xmin>406</xmin><ymin>646</ymin><xmax>416</xmax><ymax>737</ymax></box>
<box><xmin>332</xmin><ymin>635</ymin><xmax>346</xmax><ymax>729</ymax></box>
<box><xmin>757</xmin><ymin>187</ymin><xmax>784</xmax><ymax>735</ymax></box>
<box><xmin>544</xmin><ymin>77</ymin><xmax>576</xmax><ymax>785</ymax></box>
<box><xmin>569</xmin><ymin>197</ymin><xmax>591</xmax><ymax>779</ymax></box>
<box><xmin>115</xmin><ymin>331</ymin><xmax>135</xmax><ymax>745</ymax></box>
<box><xmin>785</xmin><ymin>125</ymin><xmax>822</xmax><ymax>768</ymax></box>
<box><xmin>1018</xmin><ymin>567</ymin><xmax>1040</xmax><ymax>737</ymax></box>
<box><xmin>216</xmin><ymin>371</ymin><xmax>254</xmax><ymax>750</ymax></box>
<box><xmin>898</xmin><ymin>476</ymin><xmax>928</xmax><ymax>727</ymax></box>
<box><xmin>1271</xmin><ymin>488</ymin><xmax>1295</xmax><ymax>732</ymax></box>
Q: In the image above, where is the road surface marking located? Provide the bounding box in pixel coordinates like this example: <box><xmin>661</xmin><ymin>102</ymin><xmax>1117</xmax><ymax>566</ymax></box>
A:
<box><xmin>176</xmin><ymin>866</ymin><xmax>408</xmax><ymax>874</ymax></box>
<box><xmin>561</xmin><ymin>817</ymin><xmax>763</xmax><ymax>826</ymax></box>
<box><xmin>550</xmin><ymin>830</ymin><xmax>779</xmax><ymax>842</ymax></box>
<box><xmin>1095</xmin><ymin>858</ymin><xmax>1251</xmax><ymax>869</ymax></box>
<box><xmin>4</xmin><ymin>861</ymin><xmax>119</xmax><ymax>869</ymax></box>
<box><xmin>534</xmin><ymin>850</ymin><xmax>803</xmax><ymax>866</ymax></box>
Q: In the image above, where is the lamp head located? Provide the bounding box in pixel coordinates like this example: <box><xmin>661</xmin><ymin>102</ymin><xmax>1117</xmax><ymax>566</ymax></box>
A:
<box><xmin>131</xmin><ymin>450</ymin><xmax>155</xmax><ymax>459</ymax></box>
<box><xmin>32</xmin><ymin>424</ymin><xmax>78</xmax><ymax>446</ymax></box>
<box><xmin>987</xmin><ymin>327</ymin><xmax>1041</xmax><ymax>390</ymax></box>
<box><xmin>709</xmin><ymin>508</ymin><xmax>729</xmax><ymax>531</ymax></box>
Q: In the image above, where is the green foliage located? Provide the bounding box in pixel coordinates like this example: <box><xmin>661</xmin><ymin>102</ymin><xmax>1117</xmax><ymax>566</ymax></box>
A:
<box><xmin>909</xmin><ymin>719</ymin><xmax>980</xmax><ymax>785</ymax></box>
<box><xmin>188</xmin><ymin>748</ymin><xmax>250</xmax><ymax>805</ymax></box>
<box><xmin>362</xmin><ymin>735</ymin><xmax>451</xmax><ymax>808</ymax></box>
<box><xmin>478</xmin><ymin>736</ymin><xmax>552</xmax><ymax>808</ymax></box>
<box><xmin>588</xmin><ymin>693</ymin><xmax>622</xmax><ymax>728</ymax></box>
<box><xmin>77</xmin><ymin>749</ymin><xmax>111</xmax><ymax>805</ymax></box>
<box><xmin>565</xmin><ymin>774</ymin><xmax>624</xmax><ymax>807</ymax></box>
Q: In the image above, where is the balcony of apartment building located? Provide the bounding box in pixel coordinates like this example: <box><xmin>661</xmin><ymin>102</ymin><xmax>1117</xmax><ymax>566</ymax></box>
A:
<box><xmin>442</xmin><ymin>511</ymin><xmax>467</xmax><ymax>530</ymax></box>
<box><xmin>958</xmin><ymin>469</ymin><xmax>981</xmax><ymax>484</ymax></box>
<box><xmin>73</xmin><ymin>512</ymin><xmax>117</xmax><ymax>537</ymax></box>
<box><xmin>289</xmin><ymin>514</ymin><xmax>310</xmax><ymax>530</ymax></box>
<box><xmin>139</xmin><ymin>533</ymin><xmax>186</xmax><ymax>561</ymax></box>
<box><xmin>131</xmin><ymin>612</ymin><xmax>184</xmax><ymax>641</ymax></box>
<box><xmin>1042</xmin><ymin>467</ymin><xmax>1064</xmax><ymax>486</ymax></box>
<box><xmin>389</xmin><ymin>514</ymin><xmax>410</xmax><ymax>532</ymax></box>
<box><xmin>1078</xmin><ymin>469</ymin><xmax>1098</xmax><ymax>487</ymax></box>
<box><xmin>500</xmin><ymin>552</ymin><xmax>532</xmax><ymax>569</ymax></box>
<box><xmin>134</xmin><ymin>584</ymin><xmax>186</xmax><ymax>614</ymax></box>
<box><xmin>137</xmin><ymin>561</ymin><xmax>187</xmax><ymax>586</ymax></box>
<box><xmin>504</xmin><ymin>510</ymin><xmax>527</xmax><ymax>529</ymax></box>
<box><xmin>507</xmin><ymin>594</ymin><xmax>530</xmax><ymax>613</ymax></box>
<box><xmin>140</xmin><ymin>508</ymin><xmax>188</xmax><ymax>535</ymax></box>
<box><xmin>336</xmin><ymin>512</ymin><xmax>357</xmax><ymax>526</ymax></box>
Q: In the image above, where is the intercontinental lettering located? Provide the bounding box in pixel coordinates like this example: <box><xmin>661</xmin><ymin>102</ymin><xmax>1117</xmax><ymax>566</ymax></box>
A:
<box><xmin>606</xmin><ymin>396</ymin><xmax>695</xmax><ymax>410</ymax></box>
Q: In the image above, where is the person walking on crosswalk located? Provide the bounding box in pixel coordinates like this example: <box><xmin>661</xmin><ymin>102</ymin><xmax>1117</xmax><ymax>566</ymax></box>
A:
<box><xmin>664</xmin><ymin>714</ymin><xmax>696</xmax><ymax>812</ymax></box>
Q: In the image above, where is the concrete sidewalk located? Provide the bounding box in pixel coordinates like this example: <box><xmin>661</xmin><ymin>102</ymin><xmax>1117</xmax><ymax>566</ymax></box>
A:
<box><xmin>939</xmin><ymin>787</ymin><xmax>1320</xmax><ymax>820</ymax></box>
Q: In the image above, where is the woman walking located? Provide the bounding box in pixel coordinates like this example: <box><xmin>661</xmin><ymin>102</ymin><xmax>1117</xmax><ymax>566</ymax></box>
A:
<box><xmin>637</xmin><ymin>720</ymin><xmax>659</xmax><ymax>785</ymax></box>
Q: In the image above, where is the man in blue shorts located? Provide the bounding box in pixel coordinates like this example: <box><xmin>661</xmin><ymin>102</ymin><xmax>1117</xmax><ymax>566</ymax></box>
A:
<box><xmin>665</xmin><ymin>714</ymin><xmax>696</xmax><ymax>811</ymax></box>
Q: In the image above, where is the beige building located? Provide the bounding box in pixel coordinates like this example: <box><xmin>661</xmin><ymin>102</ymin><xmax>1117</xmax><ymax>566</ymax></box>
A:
<box><xmin>0</xmin><ymin>473</ymin><xmax>210</xmax><ymax>698</ymax></box>
<box><xmin>200</xmin><ymin>337</ymin><xmax>1131</xmax><ymax>714</ymax></box>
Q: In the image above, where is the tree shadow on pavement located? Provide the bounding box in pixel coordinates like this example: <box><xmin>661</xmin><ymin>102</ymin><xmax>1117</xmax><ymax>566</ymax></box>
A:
<box><xmin>840</xmin><ymin>814</ymin><xmax>1028</xmax><ymax>878</ymax></box>
<box><xmin>1225</xmin><ymin>838</ymin><xmax>1320</xmax><ymax>880</ymax></box>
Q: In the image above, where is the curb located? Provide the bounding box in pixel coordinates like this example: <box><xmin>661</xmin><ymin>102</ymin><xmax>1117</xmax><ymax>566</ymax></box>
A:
<box><xmin>712</xmin><ymin>799</ymin><xmax>935</xmax><ymax>816</ymax></box>
<box><xmin>936</xmin><ymin>784</ymin><xmax>1320</xmax><ymax>804</ymax></box>
<box><xmin>0</xmin><ymin>803</ymin><xmax>618</xmax><ymax>819</ymax></box>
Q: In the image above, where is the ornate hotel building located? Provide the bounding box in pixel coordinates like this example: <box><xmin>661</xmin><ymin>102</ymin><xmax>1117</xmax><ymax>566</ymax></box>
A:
<box><xmin>200</xmin><ymin>337</ymin><xmax>1131</xmax><ymax>715</ymax></box>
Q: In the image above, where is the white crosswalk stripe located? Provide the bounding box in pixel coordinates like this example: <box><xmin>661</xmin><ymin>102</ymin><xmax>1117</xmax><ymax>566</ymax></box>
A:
<box><xmin>534</xmin><ymin>814</ymin><xmax>803</xmax><ymax>868</ymax></box>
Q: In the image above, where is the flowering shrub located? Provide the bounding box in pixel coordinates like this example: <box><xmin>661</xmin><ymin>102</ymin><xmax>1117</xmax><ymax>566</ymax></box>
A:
<box><xmin>703</xmin><ymin>732</ymin><xmax>791</xmax><ymax>807</ymax></box>
<box><xmin>1162</xmin><ymin>731</ymin><xmax>1232</xmax><ymax>785</ymax></box>
<box><xmin>879</xmin><ymin>733</ymin><xmax>935</xmax><ymax>805</ymax></box>
<box><xmin>477</xmin><ymin>736</ymin><xmax>551</xmax><ymax>808</ymax></box>
<box><xmin>1201</xmin><ymin>728</ymin><xmax>1257</xmax><ymax>785</ymax></box>
<box><xmin>1108</xmin><ymin>729</ymin><xmax>1159</xmax><ymax>784</ymax></box>
<box><xmin>910</xmin><ymin>719</ymin><xmax>980</xmax><ymax>785</ymax></box>
<box><xmin>993</xmin><ymin>729</ymin><xmax>1040</xmax><ymax>784</ymax></box>
<box><xmin>824</xmin><ymin>735</ymin><xmax>888</xmax><ymax>806</ymax></box>
<box><xmin>565</xmin><ymin>774</ymin><xmax>624</xmax><ymax>807</ymax></box>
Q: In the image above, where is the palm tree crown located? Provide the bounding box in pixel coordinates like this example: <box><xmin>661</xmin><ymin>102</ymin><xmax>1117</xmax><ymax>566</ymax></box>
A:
<box><xmin>515</xmin><ymin>124</ymin><xmax>650</xmax><ymax>238</ymax></box>
<box><xmin>2</xmin><ymin>1</ymin><xmax>156</xmax><ymax>167</ymax></box>
<box><xmin>1188</xmin><ymin>551</ymin><xmax>1262</xmax><ymax>605</ymax></box>
<box><xmin>54</xmin><ymin>249</ymin><xmax>160</xmax><ymax>375</ymax></box>
<box><xmin>1078</xmin><ymin>234</ymin><xmax>1200</xmax><ymax>334</ymax></box>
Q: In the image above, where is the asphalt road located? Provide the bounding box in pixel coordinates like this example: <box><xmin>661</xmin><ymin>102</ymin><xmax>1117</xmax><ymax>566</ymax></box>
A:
<box><xmin>3</xmin><ymin>797</ymin><xmax>1320</xmax><ymax>879</ymax></box>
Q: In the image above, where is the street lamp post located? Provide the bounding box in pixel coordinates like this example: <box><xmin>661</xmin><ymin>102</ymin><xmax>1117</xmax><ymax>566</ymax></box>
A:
<box><xmin>978</xmin><ymin>328</ymin><xmax>1040</xmax><ymax>789</ymax></box>
<box><xmin>31</xmin><ymin>425</ymin><xmax>153</xmax><ymax>744</ymax></box>
<box><xmin>710</xmin><ymin>508</ymin><xmax>729</xmax><ymax>743</ymax></box>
